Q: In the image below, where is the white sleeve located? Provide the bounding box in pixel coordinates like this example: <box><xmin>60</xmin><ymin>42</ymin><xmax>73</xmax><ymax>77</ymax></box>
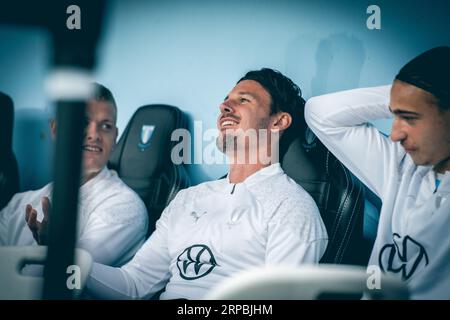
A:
<box><xmin>77</xmin><ymin>195</ymin><xmax>148</xmax><ymax>267</ymax></box>
<box><xmin>86</xmin><ymin>201</ymin><xmax>173</xmax><ymax>300</ymax></box>
<box><xmin>86</xmin><ymin>263</ymin><xmax>136</xmax><ymax>300</ymax></box>
<box><xmin>305</xmin><ymin>85</ymin><xmax>402</xmax><ymax>198</ymax></box>
<box><xmin>0</xmin><ymin>194</ymin><xmax>20</xmax><ymax>245</ymax></box>
<box><xmin>265</xmin><ymin>197</ymin><xmax>328</xmax><ymax>265</ymax></box>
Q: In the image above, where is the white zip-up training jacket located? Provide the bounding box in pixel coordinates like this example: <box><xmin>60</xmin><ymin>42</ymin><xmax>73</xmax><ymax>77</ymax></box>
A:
<box><xmin>305</xmin><ymin>86</ymin><xmax>450</xmax><ymax>299</ymax></box>
<box><xmin>87</xmin><ymin>163</ymin><xmax>328</xmax><ymax>299</ymax></box>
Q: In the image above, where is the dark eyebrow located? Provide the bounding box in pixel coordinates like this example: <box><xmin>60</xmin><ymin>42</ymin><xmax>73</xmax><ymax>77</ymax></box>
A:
<box><xmin>237</xmin><ymin>91</ymin><xmax>256</xmax><ymax>99</ymax></box>
<box><xmin>100</xmin><ymin>119</ymin><xmax>114</xmax><ymax>123</ymax></box>
<box><xmin>389</xmin><ymin>106</ymin><xmax>420</xmax><ymax>116</ymax></box>
<box><xmin>223</xmin><ymin>91</ymin><xmax>257</xmax><ymax>101</ymax></box>
<box><xmin>223</xmin><ymin>92</ymin><xmax>256</xmax><ymax>101</ymax></box>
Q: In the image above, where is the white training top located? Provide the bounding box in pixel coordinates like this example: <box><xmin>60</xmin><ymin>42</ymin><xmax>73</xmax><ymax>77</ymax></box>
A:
<box><xmin>0</xmin><ymin>167</ymin><xmax>148</xmax><ymax>267</ymax></box>
<box><xmin>87</xmin><ymin>163</ymin><xmax>328</xmax><ymax>299</ymax></box>
<box><xmin>305</xmin><ymin>86</ymin><xmax>450</xmax><ymax>299</ymax></box>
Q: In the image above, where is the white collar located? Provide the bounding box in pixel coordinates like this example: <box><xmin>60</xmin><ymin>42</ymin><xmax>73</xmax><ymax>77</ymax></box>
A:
<box><xmin>39</xmin><ymin>166</ymin><xmax>110</xmax><ymax>201</ymax></box>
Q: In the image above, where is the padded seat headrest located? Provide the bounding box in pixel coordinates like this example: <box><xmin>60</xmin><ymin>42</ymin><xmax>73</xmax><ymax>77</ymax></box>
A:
<box><xmin>0</xmin><ymin>92</ymin><xmax>14</xmax><ymax>151</ymax></box>
<box><xmin>281</xmin><ymin>127</ymin><xmax>330</xmax><ymax>210</ymax></box>
<box><xmin>109</xmin><ymin>104</ymin><xmax>187</xmax><ymax>178</ymax></box>
<box><xmin>281</xmin><ymin>124</ymin><xmax>368</xmax><ymax>265</ymax></box>
<box><xmin>282</xmin><ymin>127</ymin><xmax>328</xmax><ymax>176</ymax></box>
<box><xmin>0</xmin><ymin>91</ymin><xmax>20</xmax><ymax>210</ymax></box>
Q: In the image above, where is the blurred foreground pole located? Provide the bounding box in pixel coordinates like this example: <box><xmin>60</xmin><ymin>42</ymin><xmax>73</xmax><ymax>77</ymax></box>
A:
<box><xmin>0</xmin><ymin>0</ymin><xmax>106</xmax><ymax>299</ymax></box>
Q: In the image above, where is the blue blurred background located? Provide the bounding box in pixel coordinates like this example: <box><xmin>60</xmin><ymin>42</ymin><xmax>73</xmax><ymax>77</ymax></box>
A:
<box><xmin>1</xmin><ymin>0</ymin><xmax>449</xmax><ymax>192</ymax></box>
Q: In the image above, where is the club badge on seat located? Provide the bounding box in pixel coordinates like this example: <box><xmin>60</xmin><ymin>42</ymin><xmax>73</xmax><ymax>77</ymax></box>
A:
<box><xmin>138</xmin><ymin>125</ymin><xmax>155</xmax><ymax>151</ymax></box>
<box><xmin>302</xmin><ymin>127</ymin><xmax>317</xmax><ymax>152</ymax></box>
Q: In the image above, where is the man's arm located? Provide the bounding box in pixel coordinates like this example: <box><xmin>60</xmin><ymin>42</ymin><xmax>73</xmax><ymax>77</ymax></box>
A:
<box><xmin>76</xmin><ymin>195</ymin><xmax>148</xmax><ymax>267</ymax></box>
<box><xmin>265</xmin><ymin>197</ymin><xmax>328</xmax><ymax>265</ymax></box>
<box><xmin>1</xmin><ymin>192</ymin><xmax>38</xmax><ymax>246</ymax></box>
<box><xmin>305</xmin><ymin>85</ymin><xmax>401</xmax><ymax>198</ymax></box>
<box><xmin>24</xmin><ymin>194</ymin><xmax>148</xmax><ymax>267</ymax></box>
<box><xmin>86</xmin><ymin>195</ymin><xmax>175</xmax><ymax>299</ymax></box>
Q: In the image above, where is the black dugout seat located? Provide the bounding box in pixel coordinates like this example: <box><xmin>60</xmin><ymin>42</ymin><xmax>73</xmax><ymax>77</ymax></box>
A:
<box><xmin>0</xmin><ymin>92</ymin><xmax>20</xmax><ymax>210</ymax></box>
<box><xmin>108</xmin><ymin>105</ymin><xmax>190</xmax><ymax>235</ymax></box>
<box><xmin>282</xmin><ymin>127</ymin><xmax>370</xmax><ymax>265</ymax></box>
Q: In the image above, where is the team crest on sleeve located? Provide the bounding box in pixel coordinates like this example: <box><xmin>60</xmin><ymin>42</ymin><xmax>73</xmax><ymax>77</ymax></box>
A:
<box><xmin>379</xmin><ymin>233</ymin><xmax>429</xmax><ymax>281</ymax></box>
<box><xmin>176</xmin><ymin>244</ymin><xmax>218</xmax><ymax>280</ymax></box>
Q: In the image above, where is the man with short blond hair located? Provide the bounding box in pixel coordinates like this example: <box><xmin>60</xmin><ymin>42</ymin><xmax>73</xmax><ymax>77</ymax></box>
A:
<box><xmin>0</xmin><ymin>83</ymin><xmax>148</xmax><ymax>267</ymax></box>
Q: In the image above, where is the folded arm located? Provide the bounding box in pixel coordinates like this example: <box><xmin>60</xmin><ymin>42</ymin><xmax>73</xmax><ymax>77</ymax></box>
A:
<box><xmin>86</xmin><ymin>201</ymin><xmax>173</xmax><ymax>299</ymax></box>
<box><xmin>305</xmin><ymin>85</ymin><xmax>402</xmax><ymax>198</ymax></box>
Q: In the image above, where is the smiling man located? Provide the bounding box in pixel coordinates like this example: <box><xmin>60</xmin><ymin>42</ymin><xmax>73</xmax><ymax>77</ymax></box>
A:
<box><xmin>86</xmin><ymin>68</ymin><xmax>328</xmax><ymax>300</ymax></box>
<box><xmin>0</xmin><ymin>83</ymin><xmax>148</xmax><ymax>267</ymax></box>
<box><xmin>305</xmin><ymin>46</ymin><xmax>450</xmax><ymax>299</ymax></box>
